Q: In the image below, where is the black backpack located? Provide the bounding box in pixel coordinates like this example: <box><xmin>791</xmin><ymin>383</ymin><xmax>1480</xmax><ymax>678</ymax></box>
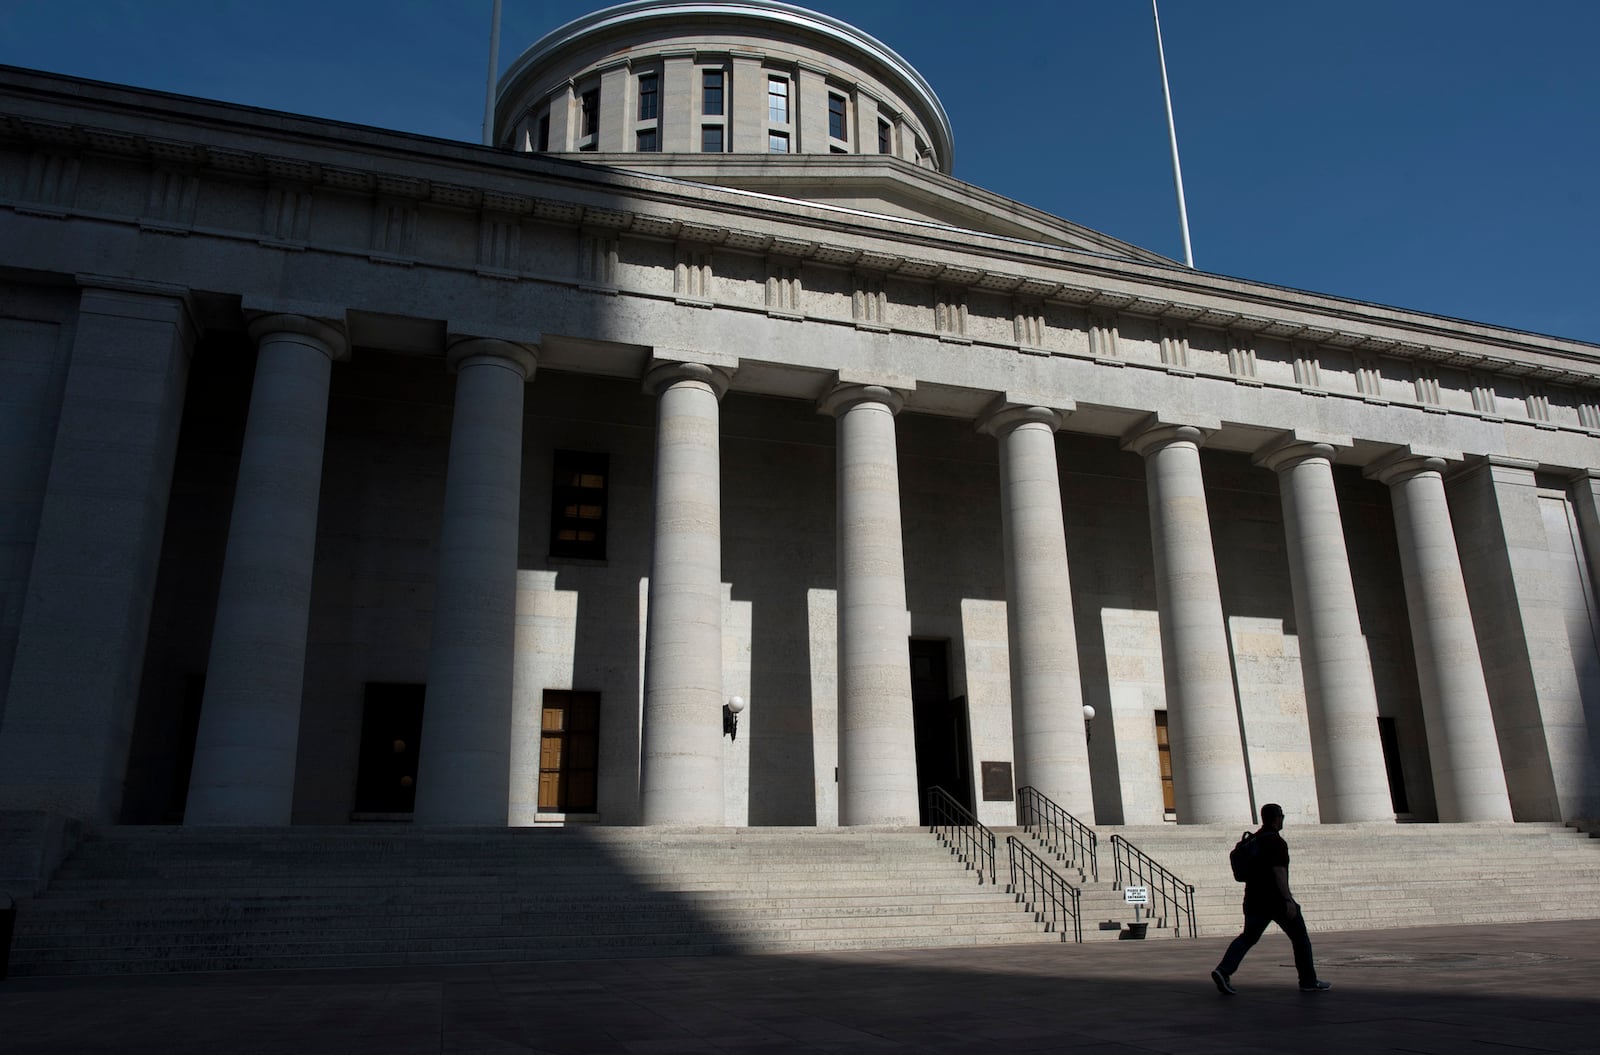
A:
<box><xmin>1229</xmin><ymin>830</ymin><xmax>1262</xmax><ymax>882</ymax></box>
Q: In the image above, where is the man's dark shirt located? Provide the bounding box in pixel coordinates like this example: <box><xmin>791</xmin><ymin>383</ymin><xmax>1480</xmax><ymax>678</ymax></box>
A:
<box><xmin>1243</xmin><ymin>829</ymin><xmax>1291</xmax><ymax>910</ymax></box>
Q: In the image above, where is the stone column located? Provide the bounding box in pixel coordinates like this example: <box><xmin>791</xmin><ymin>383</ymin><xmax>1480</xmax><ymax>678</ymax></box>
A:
<box><xmin>978</xmin><ymin>403</ymin><xmax>1093</xmax><ymax>820</ymax></box>
<box><xmin>1256</xmin><ymin>439</ymin><xmax>1393</xmax><ymax>823</ymax></box>
<box><xmin>639</xmin><ymin>361</ymin><xmax>730</xmax><ymax>826</ymax></box>
<box><xmin>1367</xmin><ymin>452</ymin><xmax>1513</xmax><ymax>822</ymax></box>
<box><xmin>821</xmin><ymin>383</ymin><xmax>919</xmax><ymax>826</ymax></box>
<box><xmin>1124</xmin><ymin>422</ymin><xmax>1251</xmax><ymax>824</ymax></box>
<box><xmin>184</xmin><ymin>314</ymin><xmax>347</xmax><ymax>825</ymax></box>
<box><xmin>0</xmin><ymin>282</ymin><xmax>193</xmax><ymax>823</ymax></box>
<box><xmin>412</xmin><ymin>338</ymin><xmax>536</xmax><ymax>826</ymax></box>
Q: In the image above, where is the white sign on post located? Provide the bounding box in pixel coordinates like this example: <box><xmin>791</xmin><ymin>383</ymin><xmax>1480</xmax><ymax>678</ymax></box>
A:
<box><xmin>1123</xmin><ymin>886</ymin><xmax>1150</xmax><ymax>905</ymax></box>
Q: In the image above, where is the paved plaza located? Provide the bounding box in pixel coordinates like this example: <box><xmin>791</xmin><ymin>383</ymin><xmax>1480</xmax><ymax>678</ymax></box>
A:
<box><xmin>3</xmin><ymin>919</ymin><xmax>1597</xmax><ymax>1053</ymax></box>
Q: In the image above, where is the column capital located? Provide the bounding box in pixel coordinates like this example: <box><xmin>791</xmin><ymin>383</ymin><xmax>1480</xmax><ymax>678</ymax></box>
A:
<box><xmin>1364</xmin><ymin>447</ymin><xmax>1458</xmax><ymax>487</ymax></box>
<box><xmin>446</xmin><ymin>336</ymin><xmax>537</xmax><ymax>380</ymax></box>
<box><xmin>819</xmin><ymin>382</ymin><xmax>905</xmax><ymax>418</ymax></box>
<box><xmin>1121</xmin><ymin>418</ymin><xmax>1214</xmax><ymax>458</ymax></box>
<box><xmin>1254</xmin><ymin>433</ymin><xmax>1348</xmax><ymax>474</ymax></box>
<box><xmin>643</xmin><ymin>359</ymin><xmax>733</xmax><ymax>399</ymax></box>
<box><xmin>247</xmin><ymin>312</ymin><xmax>349</xmax><ymax>362</ymax></box>
<box><xmin>976</xmin><ymin>400</ymin><xmax>1067</xmax><ymax>437</ymax></box>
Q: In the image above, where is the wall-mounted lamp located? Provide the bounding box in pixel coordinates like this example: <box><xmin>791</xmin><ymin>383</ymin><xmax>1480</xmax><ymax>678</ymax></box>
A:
<box><xmin>1083</xmin><ymin>704</ymin><xmax>1096</xmax><ymax>743</ymax></box>
<box><xmin>723</xmin><ymin>696</ymin><xmax>747</xmax><ymax>740</ymax></box>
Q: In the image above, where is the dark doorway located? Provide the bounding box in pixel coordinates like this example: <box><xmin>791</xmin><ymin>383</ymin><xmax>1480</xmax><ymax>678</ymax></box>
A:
<box><xmin>1377</xmin><ymin>716</ymin><xmax>1411</xmax><ymax>814</ymax></box>
<box><xmin>910</xmin><ymin>639</ymin><xmax>972</xmax><ymax>823</ymax></box>
<box><xmin>1155</xmin><ymin>710</ymin><xmax>1175</xmax><ymax>817</ymax></box>
<box><xmin>539</xmin><ymin>690</ymin><xmax>601</xmax><ymax>813</ymax></box>
<box><xmin>353</xmin><ymin>683</ymin><xmax>424</xmax><ymax>815</ymax></box>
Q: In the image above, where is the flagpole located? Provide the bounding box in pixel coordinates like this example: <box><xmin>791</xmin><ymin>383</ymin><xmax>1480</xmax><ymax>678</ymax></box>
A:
<box><xmin>482</xmin><ymin>0</ymin><xmax>503</xmax><ymax>146</ymax></box>
<box><xmin>1151</xmin><ymin>0</ymin><xmax>1194</xmax><ymax>268</ymax></box>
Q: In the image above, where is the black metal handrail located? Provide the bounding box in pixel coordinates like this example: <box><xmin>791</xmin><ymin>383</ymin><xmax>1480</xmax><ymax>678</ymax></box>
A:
<box><xmin>1109</xmin><ymin>834</ymin><xmax>1196</xmax><ymax>938</ymax></box>
<box><xmin>926</xmin><ymin>786</ymin><xmax>996</xmax><ymax>885</ymax></box>
<box><xmin>1006</xmin><ymin>835</ymin><xmax>1082</xmax><ymax>943</ymax></box>
<box><xmin>1016</xmin><ymin>785</ymin><xmax>1098</xmax><ymax>882</ymax></box>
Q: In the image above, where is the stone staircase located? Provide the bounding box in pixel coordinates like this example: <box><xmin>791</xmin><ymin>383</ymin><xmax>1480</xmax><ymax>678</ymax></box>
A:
<box><xmin>10</xmin><ymin>821</ymin><xmax>1597</xmax><ymax>977</ymax></box>
<box><xmin>8</xmin><ymin>825</ymin><xmax>1092</xmax><ymax>977</ymax></box>
<box><xmin>1097</xmin><ymin>822</ymin><xmax>1600</xmax><ymax>938</ymax></box>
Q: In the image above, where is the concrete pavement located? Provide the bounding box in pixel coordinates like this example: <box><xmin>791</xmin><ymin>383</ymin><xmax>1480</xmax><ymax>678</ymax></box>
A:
<box><xmin>3</xmin><ymin>919</ymin><xmax>1597</xmax><ymax>1053</ymax></box>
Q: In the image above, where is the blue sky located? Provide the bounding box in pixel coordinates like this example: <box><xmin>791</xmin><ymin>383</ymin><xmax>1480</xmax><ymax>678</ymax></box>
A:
<box><xmin>2</xmin><ymin>1</ymin><xmax>1596</xmax><ymax>344</ymax></box>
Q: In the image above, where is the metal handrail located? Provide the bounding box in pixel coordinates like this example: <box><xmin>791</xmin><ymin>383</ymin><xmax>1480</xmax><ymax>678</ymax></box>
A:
<box><xmin>926</xmin><ymin>786</ymin><xmax>996</xmax><ymax>885</ymax></box>
<box><xmin>1016</xmin><ymin>785</ymin><xmax>1098</xmax><ymax>882</ymax></box>
<box><xmin>1006</xmin><ymin>835</ymin><xmax>1082</xmax><ymax>943</ymax></box>
<box><xmin>1109</xmin><ymin>834</ymin><xmax>1196</xmax><ymax>938</ymax></box>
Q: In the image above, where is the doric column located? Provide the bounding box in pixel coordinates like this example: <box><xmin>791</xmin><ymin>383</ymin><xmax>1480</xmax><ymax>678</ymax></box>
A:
<box><xmin>0</xmin><ymin>282</ymin><xmax>194</xmax><ymax>823</ymax></box>
<box><xmin>639</xmin><ymin>361</ymin><xmax>731</xmax><ymax>825</ymax></box>
<box><xmin>1256</xmin><ymin>438</ymin><xmax>1393</xmax><ymax>822</ymax></box>
<box><xmin>1124</xmin><ymin>421</ymin><xmax>1251</xmax><ymax>823</ymax></box>
<box><xmin>821</xmin><ymin>383</ymin><xmax>919</xmax><ymax>826</ymax></box>
<box><xmin>1366</xmin><ymin>451</ymin><xmax>1512</xmax><ymax>822</ymax></box>
<box><xmin>185</xmin><ymin>313</ymin><xmax>346</xmax><ymax>826</ymax></box>
<box><xmin>412</xmin><ymin>338</ymin><xmax>536</xmax><ymax>826</ymax></box>
<box><xmin>978</xmin><ymin>402</ymin><xmax>1093</xmax><ymax>820</ymax></box>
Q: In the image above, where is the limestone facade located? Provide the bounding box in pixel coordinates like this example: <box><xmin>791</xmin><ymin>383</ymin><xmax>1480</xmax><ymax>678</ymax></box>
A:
<box><xmin>2</xmin><ymin>2</ymin><xmax>1599</xmax><ymax>835</ymax></box>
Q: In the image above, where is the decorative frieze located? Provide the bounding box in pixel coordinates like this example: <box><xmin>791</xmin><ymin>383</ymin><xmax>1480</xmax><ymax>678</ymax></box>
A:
<box><xmin>142</xmin><ymin>169</ymin><xmax>198</xmax><ymax>231</ymax></box>
<box><xmin>261</xmin><ymin>184</ymin><xmax>312</xmax><ymax>244</ymax></box>
<box><xmin>1226</xmin><ymin>331</ymin><xmax>1257</xmax><ymax>381</ymax></box>
<box><xmin>935</xmin><ymin>287</ymin><xmax>967</xmax><ymax>339</ymax></box>
<box><xmin>766</xmin><ymin>262</ymin><xmax>802</xmax><ymax>314</ymax></box>
<box><xmin>1158</xmin><ymin>325</ymin><xmax>1188</xmax><ymax>369</ymax></box>
<box><xmin>19</xmin><ymin>151</ymin><xmax>78</xmax><ymax>214</ymax></box>
<box><xmin>579</xmin><ymin>231</ymin><xmax>618</xmax><ymax>287</ymax></box>
<box><xmin>1013</xmin><ymin>299</ymin><xmax>1044</xmax><ymax>348</ymax></box>
<box><xmin>675</xmin><ymin>248</ymin><xmax>713</xmax><ymax>300</ymax></box>
<box><xmin>478</xmin><ymin>213</ymin><xmax>521</xmax><ymax>275</ymax></box>
<box><xmin>370</xmin><ymin>198</ymin><xmax>417</xmax><ymax>260</ymax></box>
<box><xmin>853</xmin><ymin>275</ymin><xmax>886</xmax><ymax>326</ymax></box>
<box><xmin>1088</xmin><ymin>314</ymin><xmax>1119</xmax><ymax>360</ymax></box>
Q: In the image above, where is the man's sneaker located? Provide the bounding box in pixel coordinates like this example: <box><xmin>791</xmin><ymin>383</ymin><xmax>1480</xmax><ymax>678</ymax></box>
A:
<box><xmin>1298</xmin><ymin>979</ymin><xmax>1332</xmax><ymax>992</ymax></box>
<box><xmin>1211</xmin><ymin>969</ymin><xmax>1237</xmax><ymax>995</ymax></box>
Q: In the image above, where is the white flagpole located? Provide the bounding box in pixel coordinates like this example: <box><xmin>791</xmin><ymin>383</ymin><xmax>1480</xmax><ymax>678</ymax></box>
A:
<box><xmin>1152</xmin><ymin>0</ymin><xmax>1195</xmax><ymax>268</ymax></box>
<box><xmin>482</xmin><ymin>0</ymin><xmax>503</xmax><ymax>146</ymax></box>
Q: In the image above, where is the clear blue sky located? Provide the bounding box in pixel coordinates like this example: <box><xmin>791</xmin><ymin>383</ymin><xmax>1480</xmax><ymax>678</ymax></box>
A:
<box><xmin>2</xmin><ymin>1</ymin><xmax>1596</xmax><ymax>344</ymax></box>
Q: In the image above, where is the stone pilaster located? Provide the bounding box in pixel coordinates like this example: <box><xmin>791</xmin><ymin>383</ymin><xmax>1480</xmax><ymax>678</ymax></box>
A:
<box><xmin>1450</xmin><ymin>459</ymin><xmax>1600</xmax><ymax>821</ymax></box>
<box><xmin>978</xmin><ymin>402</ymin><xmax>1093</xmax><ymax>820</ymax></box>
<box><xmin>1123</xmin><ymin>421</ymin><xmax>1251</xmax><ymax>824</ymax></box>
<box><xmin>1256</xmin><ymin>438</ymin><xmax>1393</xmax><ymax>823</ymax></box>
<box><xmin>412</xmin><ymin>338</ymin><xmax>536</xmax><ymax>826</ymax></box>
<box><xmin>821</xmin><ymin>383</ymin><xmax>919</xmax><ymax>826</ymax></box>
<box><xmin>0</xmin><ymin>281</ymin><xmax>194</xmax><ymax>823</ymax></box>
<box><xmin>639</xmin><ymin>360</ymin><xmax>731</xmax><ymax>826</ymax></box>
<box><xmin>185</xmin><ymin>313</ymin><xmax>348</xmax><ymax>825</ymax></box>
<box><xmin>1367</xmin><ymin>451</ymin><xmax>1513</xmax><ymax>822</ymax></box>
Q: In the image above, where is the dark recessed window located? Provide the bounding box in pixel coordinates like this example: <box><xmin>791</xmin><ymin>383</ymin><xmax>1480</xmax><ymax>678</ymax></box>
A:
<box><xmin>877</xmin><ymin>119</ymin><xmax>891</xmax><ymax>155</ymax></box>
<box><xmin>537</xmin><ymin>113</ymin><xmax>550</xmax><ymax>152</ymax></box>
<box><xmin>702</xmin><ymin>69</ymin><xmax>724</xmax><ymax>115</ymax></box>
<box><xmin>550</xmin><ymin>450</ymin><xmax>608</xmax><ymax>560</ymax></box>
<box><xmin>637</xmin><ymin>74</ymin><xmax>659</xmax><ymax>121</ymax></box>
<box><xmin>828</xmin><ymin>93</ymin><xmax>846</xmax><ymax>141</ymax></box>
<box><xmin>580</xmin><ymin>89</ymin><xmax>599</xmax><ymax>137</ymax></box>
<box><xmin>768</xmin><ymin>130</ymin><xmax>789</xmax><ymax>153</ymax></box>
<box><xmin>767</xmin><ymin>76</ymin><xmax>789</xmax><ymax>123</ymax></box>
<box><xmin>701</xmin><ymin>125</ymin><xmax>724</xmax><ymax>153</ymax></box>
<box><xmin>636</xmin><ymin>128</ymin><xmax>659</xmax><ymax>152</ymax></box>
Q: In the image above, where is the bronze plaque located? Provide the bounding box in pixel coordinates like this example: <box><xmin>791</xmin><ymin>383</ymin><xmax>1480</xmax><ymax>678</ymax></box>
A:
<box><xmin>980</xmin><ymin>761</ymin><xmax>1014</xmax><ymax>802</ymax></box>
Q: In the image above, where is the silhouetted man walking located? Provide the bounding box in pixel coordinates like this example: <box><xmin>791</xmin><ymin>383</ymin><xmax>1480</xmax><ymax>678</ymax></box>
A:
<box><xmin>1211</xmin><ymin>803</ymin><xmax>1331</xmax><ymax>994</ymax></box>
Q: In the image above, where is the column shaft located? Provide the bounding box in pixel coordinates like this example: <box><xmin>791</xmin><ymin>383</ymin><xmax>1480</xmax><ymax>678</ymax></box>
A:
<box><xmin>1263</xmin><ymin>443</ymin><xmax>1393</xmax><ymax>822</ymax></box>
<box><xmin>185</xmin><ymin>314</ymin><xmax>343</xmax><ymax>826</ymax></box>
<box><xmin>412</xmin><ymin>341</ymin><xmax>534</xmax><ymax>825</ymax></box>
<box><xmin>0</xmin><ymin>285</ymin><xmax>192</xmax><ymax>822</ymax></box>
<box><xmin>986</xmin><ymin>407</ymin><xmax>1093</xmax><ymax>819</ymax></box>
<box><xmin>826</xmin><ymin>385</ymin><xmax>919</xmax><ymax>825</ymax></box>
<box><xmin>639</xmin><ymin>363</ymin><xmax>728</xmax><ymax>825</ymax></box>
<box><xmin>1372</xmin><ymin>456</ymin><xmax>1512</xmax><ymax>821</ymax></box>
<box><xmin>1127</xmin><ymin>424</ymin><xmax>1251</xmax><ymax>823</ymax></box>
